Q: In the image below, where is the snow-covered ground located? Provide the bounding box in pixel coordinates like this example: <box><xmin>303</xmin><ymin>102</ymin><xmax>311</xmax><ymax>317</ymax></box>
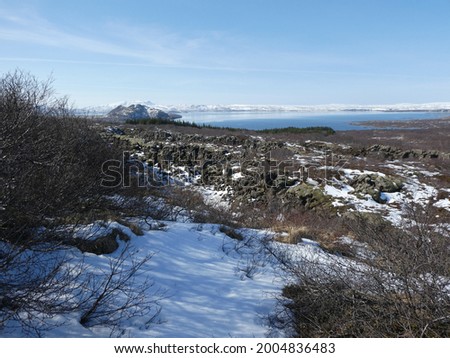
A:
<box><xmin>3</xmin><ymin>221</ymin><xmax>291</xmax><ymax>338</ymax></box>
<box><xmin>320</xmin><ymin>162</ymin><xmax>449</xmax><ymax>227</ymax></box>
<box><xmin>138</xmin><ymin>222</ymin><xmax>282</xmax><ymax>338</ymax></box>
<box><xmin>145</xmin><ymin>152</ymin><xmax>450</xmax><ymax>228</ymax></box>
<box><xmin>3</xmin><ymin>162</ymin><xmax>448</xmax><ymax>337</ymax></box>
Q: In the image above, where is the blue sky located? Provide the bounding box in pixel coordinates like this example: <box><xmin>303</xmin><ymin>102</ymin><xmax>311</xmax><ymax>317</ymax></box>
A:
<box><xmin>1</xmin><ymin>0</ymin><xmax>450</xmax><ymax>107</ymax></box>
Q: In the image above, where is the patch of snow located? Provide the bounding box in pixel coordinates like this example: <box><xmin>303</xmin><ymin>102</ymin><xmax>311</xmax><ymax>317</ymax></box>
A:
<box><xmin>306</xmin><ymin>178</ymin><xmax>319</xmax><ymax>186</ymax></box>
<box><xmin>434</xmin><ymin>198</ymin><xmax>450</xmax><ymax>211</ymax></box>
<box><xmin>197</xmin><ymin>186</ymin><xmax>231</xmax><ymax>209</ymax></box>
<box><xmin>420</xmin><ymin>170</ymin><xmax>441</xmax><ymax>177</ymax></box>
<box><xmin>404</xmin><ymin>181</ymin><xmax>437</xmax><ymax>202</ymax></box>
<box><xmin>4</xmin><ymin>221</ymin><xmax>293</xmax><ymax>338</ymax></box>
<box><xmin>299</xmin><ymin>238</ymin><xmax>321</xmax><ymax>247</ymax></box>
<box><xmin>324</xmin><ymin>184</ymin><xmax>354</xmax><ymax>198</ymax></box>
<box><xmin>232</xmin><ymin>171</ymin><xmax>244</xmax><ymax>180</ymax></box>
<box><xmin>141</xmin><ymin>222</ymin><xmax>283</xmax><ymax>338</ymax></box>
<box><xmin>341</xmin><ymin>168</ymin><xmax>386</xmax><ymax>178</ymax></box>
<box><xmin>379</xmin><ymin>191</ymin><xmax>402</xmax><ymax>204</ymax></box>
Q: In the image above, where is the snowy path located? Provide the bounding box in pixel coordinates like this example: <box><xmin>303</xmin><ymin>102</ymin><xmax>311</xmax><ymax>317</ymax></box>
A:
<box><xmin>141</xmin><ymin>222</ymin><xmax>283</xmax><ymax>338</ymax></box>
<box><xmin>11</xmin><ymin>222</ymin><xmax>286</xmax><ymax>338</ymax></box>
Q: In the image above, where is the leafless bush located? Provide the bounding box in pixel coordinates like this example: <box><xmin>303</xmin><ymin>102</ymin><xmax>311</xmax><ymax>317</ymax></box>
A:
<box><xmin>0</xmin><ymin>239</ymin><xmax>162</xmax><ymax>337</ymax></box>
<box><xmin>0</xmin><ymin>70</ymin><xmax>161</xmax><ymax>336</ymax></box>
<box><xmin>220</xmin><ymin>229</ymin><xmax>273</xmax><ymax>280</ymax></box>
<box><xmin>272</xmin><ymin>209</ymin><xmax>450</xmax><ymax>337</ymax></box>
<box><xmin>79</xmin><ymin>243</ymin><xmax>162</xmax><ymax>336</ymax></box>
<box><xmin>1</xmin><ymin>70</ymin><xmax>119</xmax><ymax>245</ymax></box>
<box><xmin>162</xmin><ymin>187</ymin><xmax>239</xmax><ymax>225</ymax></box>
<box><xmin>0</xmin><ymin>245</ymin><xmax>83</xmax><ymax>336</ymax></box>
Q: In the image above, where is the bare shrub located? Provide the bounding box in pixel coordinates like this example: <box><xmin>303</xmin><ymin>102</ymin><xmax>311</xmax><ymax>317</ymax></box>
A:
<box><xmin>162</xmin><ymin>187</ymin><xmax>238</xmax><ymax>226</ymax></box>
<box><xmin>221</xmin><ymin>230</ymin><xmax>272</xmax><ymax>281</ymax></box>
<box><xmin>1</xmin><ymin>70</ymin><xmax>119</xmax><ymax>245</ymax></box>
<box><xmin>0</xmin><ymin>70</ymin><xmax>160</xmax><ymax>336</ymax></box>
<box><xmin>0</xmin><ymin>246</ymin><xmax>83</xmax><ymax>336</ymax></box>
<box><xmin>236</xmin><ymin>195</ymin><xmax>353</xmax><ymax>255</ymax></box>
<box><xmin>272</xmin><ymin>209</ymin><xmax>450</xmax><ymax>337</ymax></box>
<box><xmin>0</xmin><ymin>240</ymin><xmax>162</xmax><ymax>337</ymax></box>
<box><xmin>79</xmin><ymin>243</ymin><xmax>162</xmax><ymax>336</ymax></box>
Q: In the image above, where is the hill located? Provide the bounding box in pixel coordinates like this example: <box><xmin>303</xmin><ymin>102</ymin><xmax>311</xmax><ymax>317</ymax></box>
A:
<box><xmin>105</xmin><ymin>104</ymin><xmax>182</xmax><ymax>122</ymax></box>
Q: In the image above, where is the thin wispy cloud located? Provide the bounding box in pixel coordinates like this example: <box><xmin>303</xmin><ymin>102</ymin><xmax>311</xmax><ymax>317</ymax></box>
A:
<box><xmin>0</xmin><ymin>10</ymin><xmax>166</xmax><ymax>63</ymax></box>
<box><xmin>0</xmin><ymin>7</ymin><xmax>218</xmax><ymax>67</ymax></box>
<box><xmin>0</xmin><ymin>55</ymin><xmax>365</xmax><ymax>76</ymax></box>
<box><xmin>0</xmin><ymin>6</ymin><xmax>354</xmax><ymax>75</ymax></box>
<box><xmin>3</xmin><ymin>1</ymin><xmax>448</xmax><ymax>105</ymax></box>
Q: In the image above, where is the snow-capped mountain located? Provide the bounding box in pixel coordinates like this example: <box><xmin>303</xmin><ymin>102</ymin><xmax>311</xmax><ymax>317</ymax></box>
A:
<box><xmin>79</xmin><ymin>100</ymin><xmax>155</xmax><ymax>115</ymax></box>
<box><xmin>107</xmin><ymin>104</ymin><xmax>182</xmax><ymax>121</ymax></box>
<box><xmin>78</xmin><ymin>100</ymin><xmax>450</xmax><ymax>115</ymax></box>
<box><xmin>158</xmin><ymin>102</ymin><xmax>450</xmax><ymax>113</ymax></box>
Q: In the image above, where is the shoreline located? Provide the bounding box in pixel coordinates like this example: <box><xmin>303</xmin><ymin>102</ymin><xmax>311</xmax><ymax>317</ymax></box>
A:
<box><xmin>350</xmin><ymin>116</ymin><xmax>450</xmax><ymax>129</ymax></box>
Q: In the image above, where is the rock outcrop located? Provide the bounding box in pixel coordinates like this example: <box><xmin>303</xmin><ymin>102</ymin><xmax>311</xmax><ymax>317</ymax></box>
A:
<box><xmin>350</xmin><ymin>173</ymin><xmax>403</xmax><ymax>203</ymax></box>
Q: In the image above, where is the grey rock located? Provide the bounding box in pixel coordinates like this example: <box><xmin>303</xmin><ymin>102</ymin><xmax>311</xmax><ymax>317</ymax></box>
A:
<box><xmin>350</xmin><ymin>173</ymin><xmax>403</xmax><ymax>203</ymax></box>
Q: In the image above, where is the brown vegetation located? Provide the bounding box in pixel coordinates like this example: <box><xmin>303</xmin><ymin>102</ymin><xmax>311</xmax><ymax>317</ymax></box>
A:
<box><xmin>0</xmin><ymin>71</ymin><xmax>159</xmax><ymax>336</ymax></box>
<box><xmin>272</xmin><ymin>208</ymin><xmax>450</xmax><ymax>338</ymax></box>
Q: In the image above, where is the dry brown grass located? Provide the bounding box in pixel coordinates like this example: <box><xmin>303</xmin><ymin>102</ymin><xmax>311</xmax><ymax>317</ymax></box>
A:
<box><xmin>275</xmin><ymin>210</ymin><xmax>450</xmax><ymax>338</ymax></box>
<box><xmin>334</xmin><ymin>126</ymin><xmax>450</xmax><ymax>153</ymax></box>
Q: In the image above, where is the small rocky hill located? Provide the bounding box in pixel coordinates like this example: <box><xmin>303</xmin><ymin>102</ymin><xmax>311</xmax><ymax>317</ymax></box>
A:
<box><xmin>106</xmin><ymin>104</ymin><xmax>182</xmax><ymax>122</ymax></box>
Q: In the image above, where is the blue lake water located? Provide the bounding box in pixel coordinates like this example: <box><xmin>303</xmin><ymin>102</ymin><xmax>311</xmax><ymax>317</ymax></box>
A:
<box><xmin>179</xmin><ymin>111</ymin><xmax>448</xmax><ymax>131</ymax></box>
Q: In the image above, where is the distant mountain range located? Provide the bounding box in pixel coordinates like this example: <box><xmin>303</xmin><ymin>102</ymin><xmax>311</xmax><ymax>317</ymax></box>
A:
<box><xmin>78</xmin><ymin>100</ymin><xmax>450</xmax><ymax>116</ymax></box>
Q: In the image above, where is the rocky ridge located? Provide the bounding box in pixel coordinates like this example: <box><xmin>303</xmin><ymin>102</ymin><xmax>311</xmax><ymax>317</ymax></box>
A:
<box><xmin>103</xmin><ymin>126</ymin><xmax>450</xmax><ymax>224</ymax></box>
